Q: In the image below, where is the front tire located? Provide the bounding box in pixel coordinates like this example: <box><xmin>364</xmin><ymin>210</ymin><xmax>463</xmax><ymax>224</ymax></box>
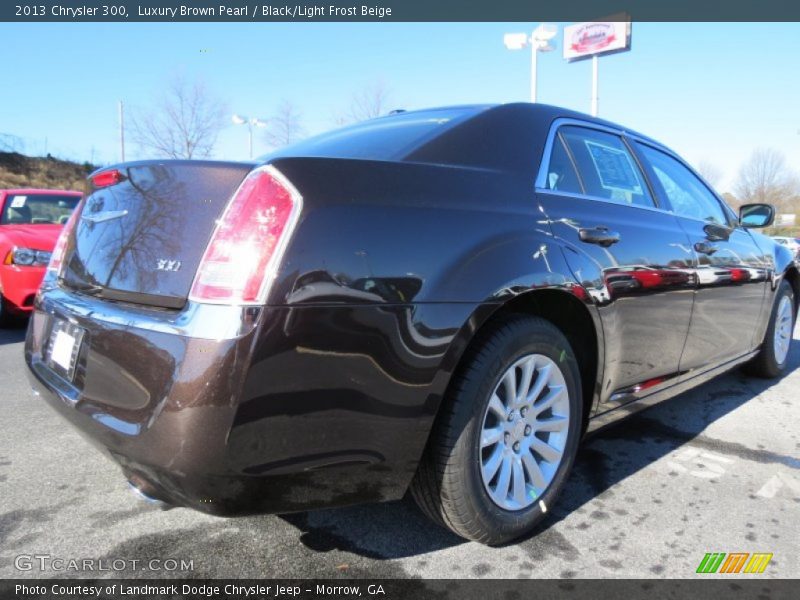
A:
<box><xmin>410</xmin><ymin>315</ymin><xmax>583</xmax><ymax>545</ymax></box>
<box><xmin>745</xmin><ymin>279</ymin><xmax>796</xmax><ymax>378</ymax></box>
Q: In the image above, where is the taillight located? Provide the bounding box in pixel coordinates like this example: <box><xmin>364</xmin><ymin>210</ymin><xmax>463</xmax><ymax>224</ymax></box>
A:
<box><xmin>48</xmin><ymin>204</ymin><xmax>81</xmax><ymax>275</ymax></box>
<box><xmin>92</xmin><ymin>169</ymin><xmax>123</xmax><ymax>188</ymax></box>
<box><xmin>189</xmin><ymin>165</ymin><xmax>302</xmax><ymax>305</ymax></box>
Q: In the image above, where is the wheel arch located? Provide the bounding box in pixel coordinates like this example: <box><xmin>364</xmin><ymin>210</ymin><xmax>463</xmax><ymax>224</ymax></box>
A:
<box><xmin>439</xmin><ymin>287</ymin><xmax>604</xmax><ymax>435</ymax></box>
<box><xmin>783</xmin><ymin>264</ymin><xmax>800</xmax><ymax>316</ymax></box>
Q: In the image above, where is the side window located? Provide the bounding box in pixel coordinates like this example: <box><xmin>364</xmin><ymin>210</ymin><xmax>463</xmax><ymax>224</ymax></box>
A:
<box><xmin>544</xmin><ymin>136</ymin><xmax>582</xmax><ymax>194</ymax></box>
<box><xmin>559</xmin><ymin>126</ymin><xmax>654</xmax><ymax>207</ymax></box>
<box><xmin>636</xmin><ymin>144</ymin><xmax>728</xmax><ymax>225</ymax></box>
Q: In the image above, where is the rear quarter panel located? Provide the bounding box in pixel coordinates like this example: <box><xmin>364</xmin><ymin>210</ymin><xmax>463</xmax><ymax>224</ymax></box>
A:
<box><xmin>225</xmin><ymin>157</ymin><xmax>595</xmax><ymax>504</ymax></box>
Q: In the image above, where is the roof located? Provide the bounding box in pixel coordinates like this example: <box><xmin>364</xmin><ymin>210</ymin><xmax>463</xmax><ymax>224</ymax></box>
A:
<box><xmin>266</xmin><ymin>102</ymin><xmax>670</xmax><ymax>175</ymax></box>
<box><xmin>405</xmin><ymin>103</ymin><xmax>667</xmax><ymax>174</ymax></box>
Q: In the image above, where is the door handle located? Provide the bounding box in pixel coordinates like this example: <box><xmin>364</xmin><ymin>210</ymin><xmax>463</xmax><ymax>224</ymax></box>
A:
<box><xmin>579</xmin><ymin>226</ymin><xmax>621</xmax><ymax>247</ymax></box>
<box><xmin>694</xmin><ymin>241</ymin><xmax>718</xmax><ymax>255</ymax></box>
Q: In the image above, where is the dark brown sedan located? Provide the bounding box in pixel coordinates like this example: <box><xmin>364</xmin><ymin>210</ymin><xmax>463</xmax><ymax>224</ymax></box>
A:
<box><xmin>25</xmin><ymin>104</ymin><xmax>798</xmax><ymax>544</ymax></box>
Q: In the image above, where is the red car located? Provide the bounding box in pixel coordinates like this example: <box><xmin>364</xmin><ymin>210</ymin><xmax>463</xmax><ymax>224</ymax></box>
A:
<box><xmin>0</xmin><ymin>189</ymin><xmax>81</xmax><ymax>325</ymax></box>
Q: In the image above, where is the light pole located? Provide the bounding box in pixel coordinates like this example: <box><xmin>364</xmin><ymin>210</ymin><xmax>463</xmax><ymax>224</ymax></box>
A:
<box><xmin>591</xmin><ymin>55</ymin><xmax>599</xmax><ymax>117</ymax></box>
<box><xmin>232</xmin><ymin>114</ymin><xmax>268</xmax><ymax>159</ymax></box>
<box><xmin>503</xmin><ymin>24</ymin><xmax>557</xmax><ymax>103</ymax></box>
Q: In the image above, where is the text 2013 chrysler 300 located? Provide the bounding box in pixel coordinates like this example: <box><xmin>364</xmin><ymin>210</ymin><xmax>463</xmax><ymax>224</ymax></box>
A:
<box><xmin>25</xmin><ymin>104</ymin><xmax>797</xmax><ymax>544</ymax></box>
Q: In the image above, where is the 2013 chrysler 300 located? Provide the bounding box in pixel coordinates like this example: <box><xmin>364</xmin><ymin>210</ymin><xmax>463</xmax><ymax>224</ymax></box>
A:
<box><xmin>25</xmin><ymin>104</ymin><xmax>797</xmax><ymax>544</ymax></box>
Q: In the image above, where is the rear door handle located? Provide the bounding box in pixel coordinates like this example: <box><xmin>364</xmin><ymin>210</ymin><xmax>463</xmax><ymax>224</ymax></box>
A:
<box><xmin>579</xmin><ymin>226</ymin><xmax>621</xmax><ymax>247</ymax></box>
<box><xmin>694</xmin><ymin>241</ymin><xmax>718</xmax><ymax>255</ymax></box>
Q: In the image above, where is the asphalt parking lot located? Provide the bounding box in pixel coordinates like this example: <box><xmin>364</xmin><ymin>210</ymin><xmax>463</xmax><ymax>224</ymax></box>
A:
<box><xmin>1</xmin><ymin>321</ymin><xmax>798</xmax><ymax>580</ymax></box>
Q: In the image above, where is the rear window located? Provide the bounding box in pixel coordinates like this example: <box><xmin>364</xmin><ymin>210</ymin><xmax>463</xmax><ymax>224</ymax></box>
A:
<box><xmin>261</xmin><ymin>107</ymin><xmax>480</xmax><ymax>162</ymax></box>
<box><xmin>544</xmin><ymin>136</ymin><xmax>582</xmax><ymax>194</ymax></box>
<box><xmin>1</xmin><ymin>194</ymin><xmax>80</xmax><ymax>225</ymax></box>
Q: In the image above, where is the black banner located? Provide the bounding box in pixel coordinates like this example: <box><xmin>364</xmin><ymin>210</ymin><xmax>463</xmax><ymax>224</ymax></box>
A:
<box><xmin>5</xmin><ymin>0</ymin><xmax>800</xmax><ymax>22</ymax></box>
<box><xmin>2</xmin><ymin>579</ymin><xmax>800</xmax><ymax>600</ymax></box>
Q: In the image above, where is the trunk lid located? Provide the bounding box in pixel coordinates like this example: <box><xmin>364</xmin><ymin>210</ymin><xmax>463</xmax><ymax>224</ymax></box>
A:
<box><xmin>62</xmin><ymin>161</ymin><xmax>252</xmax><ymax>308</ymax></box>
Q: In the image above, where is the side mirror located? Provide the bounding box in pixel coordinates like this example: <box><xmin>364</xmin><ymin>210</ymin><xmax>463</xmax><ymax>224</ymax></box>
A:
<box><xmin>739</xmin><ymin>203</ymin><xmax>775</xmax><ymax>228</ymax></box>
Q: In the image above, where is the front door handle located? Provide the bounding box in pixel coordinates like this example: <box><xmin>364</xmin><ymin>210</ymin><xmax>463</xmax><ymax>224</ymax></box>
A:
<box><xmin>579</xmin><ymin>226</ymin><xmax>621</xmax><ymax>247</ymax></box>
<box><xmin>694</xmin><ymin>241</ymin><xmax>718</xmax><ymax>255</ymax></box>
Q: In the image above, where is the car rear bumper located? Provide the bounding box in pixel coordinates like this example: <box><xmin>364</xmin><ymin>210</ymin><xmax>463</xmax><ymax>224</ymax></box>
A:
<box><xmin>24</xmin><ymin>285</ymin><xmax>265</xmax><ymax>514</ymax></box>
<box><xmin>25</xmin><ymin>284</ymin><xmax>469</xmax><ymax>515</ymax></box>
<box><xmin>0</xmin><ymin>264</ymin><xmax>45</xmax><ymax>313</ymax></box>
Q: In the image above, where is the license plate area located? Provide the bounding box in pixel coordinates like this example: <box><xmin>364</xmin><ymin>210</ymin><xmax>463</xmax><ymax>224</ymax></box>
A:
<box><xmin>46</xmin><ymin>318</ymin><xmax>85</xmax><ymax>382</ymax></box>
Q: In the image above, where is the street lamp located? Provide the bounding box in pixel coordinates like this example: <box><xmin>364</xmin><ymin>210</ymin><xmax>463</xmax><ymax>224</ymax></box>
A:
<box><xmin>232</xmin><ymin>114</ymin><xmax>268</xmax><ymax>159</ymax></box>
<box><xmin>503</xmin><ymin>23</ymin><xmax>558</xmax><ymax>103</ymax></box>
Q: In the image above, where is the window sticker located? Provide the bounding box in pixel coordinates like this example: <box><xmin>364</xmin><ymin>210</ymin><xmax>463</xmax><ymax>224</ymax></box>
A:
<box><xmin>9</xmin><ymin>195</ymin><xmax>27</xmax><ymax>208</ymax></box>
<box><xmin>584</xmin><ymin>140</ymin><xmax>643</xmax><ymax>195</ymax></box>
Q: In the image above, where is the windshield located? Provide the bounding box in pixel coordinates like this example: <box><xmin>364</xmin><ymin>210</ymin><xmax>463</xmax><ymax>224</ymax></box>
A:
<box><xmin>1</xmin><ymin>193</ymin><xmax>80</xmax><ymax>225</ymax></box>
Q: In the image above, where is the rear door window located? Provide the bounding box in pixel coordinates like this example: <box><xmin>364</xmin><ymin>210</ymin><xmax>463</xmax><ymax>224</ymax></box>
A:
<box><xmin>559</xmin><ymin>126</ymin><xmax>654</xmax><ymax>208</ymax></box>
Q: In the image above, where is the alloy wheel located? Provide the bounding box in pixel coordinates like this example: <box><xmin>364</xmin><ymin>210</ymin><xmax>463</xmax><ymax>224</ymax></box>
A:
<box><xmin>479</xmin><ymin>353</ymin><xmax>570</xmax><ymax>511</ymax></box>
<box><xmin>774</xmin><ymin>295</ymin><xmax>793</xmax><ymax>365</ymax></box>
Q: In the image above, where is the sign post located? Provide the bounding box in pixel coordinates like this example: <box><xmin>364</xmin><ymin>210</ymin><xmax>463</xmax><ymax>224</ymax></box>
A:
<box><xmin>591</xmin><ymin>55</ymin><xmax>599</xmax><ymax>116</ymax></box>
<box><xmin>563</xmin><ymin>18</ymin><xmax>632</xmax><ymax>117</ymax></box>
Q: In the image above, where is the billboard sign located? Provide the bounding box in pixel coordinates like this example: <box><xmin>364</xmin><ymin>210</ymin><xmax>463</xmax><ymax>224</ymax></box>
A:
<box><xmin>563</xmin><ymin>20</ymin><xmax>631</xmax><ymax>62</ymax></box>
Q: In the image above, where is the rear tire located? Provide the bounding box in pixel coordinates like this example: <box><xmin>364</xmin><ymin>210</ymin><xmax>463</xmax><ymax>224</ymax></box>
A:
<box><xmin>410</xmin><ymin>314</ymin><xmax>583</xmax><ymax>545</ymax></box>
<box><xmin>744</xmin><ymin>279</ymin><xmax>795</xmax><ymax>378</ymax></box>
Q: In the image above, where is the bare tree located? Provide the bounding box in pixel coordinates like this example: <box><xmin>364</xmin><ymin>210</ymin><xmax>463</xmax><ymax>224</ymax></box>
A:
<box><xmin>735</xmin><ymin>148</ymin><xmax>799</xmax><ymax>212</ymax></box>
<box><xmin>721</xmin><ymin>191</ymin><xmax>741</xmax><ymax>211</ymax></box>
<box><xmin>695</xmin><ymin>160</ymin><xmax>723</xmax><ymax>189</ymax></box>
<box><xmin>0</xmin><ymin>132</ymin><xmax>24</xmax><ymax>153</ymax></box>
<box><xmin>335</xmin><ymin>81</ymin><xmax>393</xmax><ymax>125</ymax></box>
<box><xmin>264</xmin><ymin>100</ymin><xmax>306</xmax><ymax>149</ymax></box>
<box><xmin>130</xmin><ymin>76</ymin><xmax>227</xmax><ymax>159</ymax></box>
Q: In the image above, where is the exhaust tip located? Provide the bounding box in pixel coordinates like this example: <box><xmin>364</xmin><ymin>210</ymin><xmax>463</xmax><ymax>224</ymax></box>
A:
<box><xmin>127</xmin><ymin>479</ymin><xmax>173</xmax><ymax>510</ymax></box>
